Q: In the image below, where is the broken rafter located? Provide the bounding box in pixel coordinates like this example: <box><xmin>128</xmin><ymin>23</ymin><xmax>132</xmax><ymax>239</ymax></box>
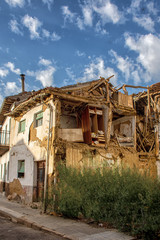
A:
<box><xmin>117</xmin><ymin>84</ymin><xmax>148</xmax><ymax>92</ymax></box>
<box><xmin>88</xmin><ymin>75</ymin><xmax>114</xmax><ymax>93</ymax></box>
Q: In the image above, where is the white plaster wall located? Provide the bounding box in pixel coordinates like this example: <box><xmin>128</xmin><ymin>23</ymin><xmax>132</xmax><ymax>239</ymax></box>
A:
<box><xmin>0</xmin><ymin>116</ymin><xmax>11</xmax><ymax>183</ymax></box>
<box><xmin>0</xmin><ymin>151</ymin><xmax>9</xmax><ymax>183</ymax></box>
<box><xmin>9</xmin><ymin>144</ymin><xmax>34</xmax><ymax>185</ymax></box>
<box><xmin>9</xmin><ymin>99</ymin><xmax>55</xmax><ymax>188</ymax></box>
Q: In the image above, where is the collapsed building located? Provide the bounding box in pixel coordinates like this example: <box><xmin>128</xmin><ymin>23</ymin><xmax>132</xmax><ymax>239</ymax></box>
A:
<box><xmin>0</xmin><ymin>75</ymin><xmax>159</xmax><ymax>203</ymax></box>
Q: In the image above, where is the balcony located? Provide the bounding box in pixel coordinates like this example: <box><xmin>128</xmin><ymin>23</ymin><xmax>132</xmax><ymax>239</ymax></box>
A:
<box><xmin>0</xmin><ymin>130</ymin><xmax>10</xmax><ymax>156</ymax></box>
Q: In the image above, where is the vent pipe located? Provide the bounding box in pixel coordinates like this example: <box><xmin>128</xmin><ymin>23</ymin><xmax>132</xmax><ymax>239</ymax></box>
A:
<box><xmin>20</xmin><ymin>74</ymin><xmax>25</xmax><ymax>93</ymax></box>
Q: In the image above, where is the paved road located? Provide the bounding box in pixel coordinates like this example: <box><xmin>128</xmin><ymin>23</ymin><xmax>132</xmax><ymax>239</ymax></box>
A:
<box><xmin>0</xmin><ymin>215</ymin><xmax>65</xmax><ymax>240</ymax></box>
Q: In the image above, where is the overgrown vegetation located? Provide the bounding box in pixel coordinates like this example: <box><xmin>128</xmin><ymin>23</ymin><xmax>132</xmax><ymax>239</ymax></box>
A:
<box><xmin>52</xmin><ymin>165</ymin><xmax>160</xmax><ymax>239</ymax></box>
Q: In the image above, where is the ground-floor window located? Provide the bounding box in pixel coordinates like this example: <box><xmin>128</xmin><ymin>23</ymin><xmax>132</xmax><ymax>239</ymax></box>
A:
<box><xmin>18</xmin><ymin>160</ymin><xmax>25</xmax><ymax>178</ymax></box>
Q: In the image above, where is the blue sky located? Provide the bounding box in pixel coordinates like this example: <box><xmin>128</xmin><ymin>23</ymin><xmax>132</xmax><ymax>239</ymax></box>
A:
<box><xmin>0</xmin><ymin>0</ymin><xmax>160</xmax><ymax>103</ymax></box>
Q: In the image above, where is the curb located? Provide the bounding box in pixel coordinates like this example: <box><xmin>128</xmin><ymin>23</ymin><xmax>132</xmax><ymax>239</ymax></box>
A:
<box><xmin>0</xmin><ymin>208</ymin><xmax>71</xmax><ymax>240</ymax></box>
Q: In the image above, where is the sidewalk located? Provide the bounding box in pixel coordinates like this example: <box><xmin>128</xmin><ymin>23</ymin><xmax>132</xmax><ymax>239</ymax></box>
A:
<box><xmin>0</xmin><ymin>194</ymin><xmax>133</xmax><ymax>240</ymax></box>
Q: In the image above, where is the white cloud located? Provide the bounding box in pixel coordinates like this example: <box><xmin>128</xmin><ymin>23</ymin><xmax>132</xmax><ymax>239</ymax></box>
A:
<box><xmin>128</xmin><ymin>0</ymin><xmax>157</xmax><ymax>32</ymax></box>
<box><xmin>82</xmin><ymin>5</ymin><xmax>93</xmax><ymax>27</ymax></box>
<box><xmin>133</xmin><ymin>15</ymin><xmax>155</xmax><ymax>32</ymax></box>
<box><xmin>21</xmin><ymin>15</ymin><xmax>61</xmax><ymax>41</ymax></box>
<box><xmin>95</xmin><ymin>21</ymin><xmax>107</xmax><ymax>35</ymax></box>
<box><xmin>35</xmin><ymin>66</ymin><xmax>56</xmax><ymax>87</ymax></box>
<box><xmin>42</xmin><ymin>29</ymin><xmax>50</xmax><ymax>38</ymax></box>
<box><xmin>39</xmin><ymin>57</ymin><xmax>52</xmax><ymax>66</ymax></box>
<box><xmin>93</xmin><ymin>0</ymin><xmax>122</xmax><ymax>24</ymax></box>
<box><xmin>9</xmin><ymin>19</ymin><xmax>23</xmax><ymax>35</ymax></box>
<box><xmin>76</xmin><ymin>50</ymin><xmax>86</xmax><ymax>57</ymax></box>
<box><xmin>131</xmin><ymin>70</ymin><xmax>141</xmax><ymax>85</ymax></box>
<box><xmin>27</xmin><ymin>58</ymin><xmax>56</xmax><ymax>87</ymax></box>
<box><xmin>4</xmin><ymin>62</ymin><xmax>20</xmax><ymax>75</ymax></box>
<box><xmin>61</xmin><ymin>6</ymin><xmax>76</xmax><ymax>24</ymax></box>
<box><xmin>125</xmin><ymin>33</ymin><xmax>160</xmax><ymax>78</ymax></box>
<box><xmin>77</xmin><ymin>57</ymin><xmax>117</xmax><ymax>85</ymax></box>
<box><xmin>76</xmin><ymin>17</ymin><xmax>85</xmax><ymax>30</ymax></box>
<box><xmin>5</xmin><ymin>82</ymin><xmax>21</xmax><ymax>95</ymax></box>
<box><xmin>109</xmin><ymin>47</ymin><xmax>153</xmax><ymax>85</ymax></box>
<box><xmin>26</xmin><ymin>70</ymin><xmax>35</xmax><ymax>77</ymax></box>
<box><xmin>42</xmin><ymin>0</ymin><xmax>54</xmax><ymax>10</ymax></box>
<box><xmin>65</xmin><ymin>68</ymin><xmax>75</xmax><ymax>81</ymax></box>
<box><xmin>5</xmin><ymin>0</ymin><xmax>25</xmax><ymax>8</ymax></box>
<box><xmin>109</xmin><ymin>50</ymin><xmax>133</xmax><ymax>82</ymax></box>
<box><xmin>51</xmin><ymin>32</ymin><xmax>61</xmax><ymax>41</ymax></box>
<box><xmin>22</xmin><ymin>14</ymin><xmax>42</xmax><ymax>39</ymax></box>
<box><xmin>0</xmin><ymin>68</ymin><xmax>9</xmax><ymax>78</ymax></box>
<box><xmin>146</xmin><ymin>2</ymin><xmax>158</xmax><ymax>15</ymax></box>
<box><xmin>62</xmin><ymin>1</ymin><xmax>123</xmax><ymax>32</ymax></box>
<box><xmin>127</xmin><ymin>0</ymin><xmax>142</xmax><ymax>14</ymax></box>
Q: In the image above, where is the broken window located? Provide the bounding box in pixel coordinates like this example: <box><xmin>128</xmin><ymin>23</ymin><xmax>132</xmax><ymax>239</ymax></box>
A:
<box><xmin>18</xmin><ymin>160</ymin><xmax>25</xmax><ymax>178</ymax></box>
<box><xmin>111</xmin><ymin>114</ymin><xmax>136</xmax><ymax>147</ymax></box>
<box><xmin>59</xmin><ymin>109</ymin><xmax>83</xmax><ymax>142</ymax></box>
<box><xmin>18</xmin><ymin>119</ymin><xmax>26</xmax><ymax>133</ymax></box>
<box><xmin>34</xmin><ymin>111</ymin><xmax>43</xmax><ymax>127</ymax></box>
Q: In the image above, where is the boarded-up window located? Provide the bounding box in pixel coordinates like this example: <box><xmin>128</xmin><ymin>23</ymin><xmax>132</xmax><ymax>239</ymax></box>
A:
<box><xmin>18</xmin><ymin>120</ymin><xmax>26</xmax><ymax>133</ymax></box>
<box><xmin>34</xmin><ymin>111</ymin><xmax>43</xmax><ymax>127</ymax></box>
<box><xmin>18</xmin><ymin>160</ymin><xmax>25</xmax><ymax>178</ymax></box>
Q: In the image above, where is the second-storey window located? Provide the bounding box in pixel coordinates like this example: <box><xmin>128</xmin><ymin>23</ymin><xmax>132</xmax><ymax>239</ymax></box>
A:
<box><xmin>18</xmin><ymin>119</ymin><xmax>26</xmax><ymax>133</ymax></box>
<box><xmin>34</xmin><ymin>111</ymin><xmax>43</xmax><ymax>127</ymax></box>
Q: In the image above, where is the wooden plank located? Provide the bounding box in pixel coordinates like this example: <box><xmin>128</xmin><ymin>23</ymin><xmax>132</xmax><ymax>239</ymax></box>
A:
<box><xmin>105</xmin><ymin>82</ymin><xmax>110</xmax><ymax>102</ymax></box>
<box><xmin>92</xmin><ymin>114</ymin><xmax>98</xmax><ymax>133</ymax></box>
<box><xmin>117</xmin><ymin>84</ymin><xmax>148</xmax><ymax>91</ymax></box>
<box><xmin>102</xmin><ymin>105</ymin><xmax>109</xmax><ymax>147</ymax></box>
<box><xmin>81</xmin><ymin>106</ymin><xmax>92</xmax><ymax>144</ymax></box>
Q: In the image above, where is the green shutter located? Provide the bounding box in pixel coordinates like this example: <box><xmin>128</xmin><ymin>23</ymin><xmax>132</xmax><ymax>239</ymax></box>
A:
<box><xmin>36</xmin><ymin>112</ymin><xmax>43</xmax><ymax>120</ymax></box>
<box><xmin>19</xmin><ymin>120</ymin><xmax>25</xmax><ymax>133</ymax></box>
<box><xmin>21</xmin><ymin>120</ymin><xmax>25</xmax><ymax>132</ymax></box>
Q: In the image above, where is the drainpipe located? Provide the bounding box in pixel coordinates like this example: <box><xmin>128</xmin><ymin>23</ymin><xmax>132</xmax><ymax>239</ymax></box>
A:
<box><xmin>42</xmin><ymin>100</ymin><xmax>53</xmax><ymax>213</ymax></box>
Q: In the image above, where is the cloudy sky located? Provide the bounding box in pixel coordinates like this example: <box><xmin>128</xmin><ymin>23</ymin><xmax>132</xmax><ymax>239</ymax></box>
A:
<box><xmin>0</xmin><ymin>0</ymin><xmax>160</xmax><ymax>103</ymax></box>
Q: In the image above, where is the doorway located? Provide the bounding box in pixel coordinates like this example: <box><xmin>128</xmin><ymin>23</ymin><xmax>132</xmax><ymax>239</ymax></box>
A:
<box><xmin>37</xmin><ymin>161</ymin><xmax>45</xmax><ymax>201</ymax></box>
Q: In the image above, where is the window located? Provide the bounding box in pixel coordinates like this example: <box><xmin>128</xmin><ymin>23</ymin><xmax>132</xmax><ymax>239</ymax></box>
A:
<box><xmin>18</xmin><ymin>120</ymin><xmax>26</xmax><ymax>133</ymax></box>
<box><xmin>34</xmin><ymin>111</ymin><xmax>43</xmax><ymax>127</ymax></box>
<box><xmin>18</xmin><ymin>160</ymin><xmax>25</xmax><ymax>178</ymax></box>
<box><xmin>7</xmin><ymin>162</ymin><xmax>9</xmax><ymax>181</ymax></box>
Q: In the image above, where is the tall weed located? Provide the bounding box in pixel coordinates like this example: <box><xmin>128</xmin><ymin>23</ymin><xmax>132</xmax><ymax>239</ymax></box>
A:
<box><xmin>52</xmin><ymin>164</ymin><xmax>160</xmax><ymax>239</ymax></box>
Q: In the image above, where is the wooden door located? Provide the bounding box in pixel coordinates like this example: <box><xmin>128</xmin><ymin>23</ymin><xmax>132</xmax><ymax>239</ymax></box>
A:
<box><xmin>37</xmin><ymin>161</ymin><xmax>45</xmax><ymax>201</ymax></box>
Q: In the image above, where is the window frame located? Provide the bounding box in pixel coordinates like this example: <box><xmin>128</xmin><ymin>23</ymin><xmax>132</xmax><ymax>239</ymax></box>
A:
<box><xmin>18</xmin><ymin>119</ymin><xmax>26</xmax><ymax>133</ymax></box>
<box><xmin>34</xmin><ymin>111</ymin><xmax>43</xmax><ymax>128</ymax></box>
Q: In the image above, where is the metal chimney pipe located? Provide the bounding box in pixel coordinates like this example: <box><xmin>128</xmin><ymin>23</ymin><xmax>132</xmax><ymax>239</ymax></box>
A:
<box><xmin>20</xmin><ymin>74</ymin><xmax>25</xmax><ymax>93</ymax></box>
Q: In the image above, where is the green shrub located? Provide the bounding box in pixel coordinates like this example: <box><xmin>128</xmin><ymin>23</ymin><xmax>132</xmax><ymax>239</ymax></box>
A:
<box><xmin>52</xmin><ymin>164</ymin><xmax>160</xmax><ymax>239</ymax></box>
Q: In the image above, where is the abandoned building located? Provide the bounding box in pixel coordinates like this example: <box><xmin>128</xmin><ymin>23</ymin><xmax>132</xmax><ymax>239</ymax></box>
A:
<box><xmin>0</xmin><ymin>74</ymin><xmax>159</xmax><ymax>203</ymax></box>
